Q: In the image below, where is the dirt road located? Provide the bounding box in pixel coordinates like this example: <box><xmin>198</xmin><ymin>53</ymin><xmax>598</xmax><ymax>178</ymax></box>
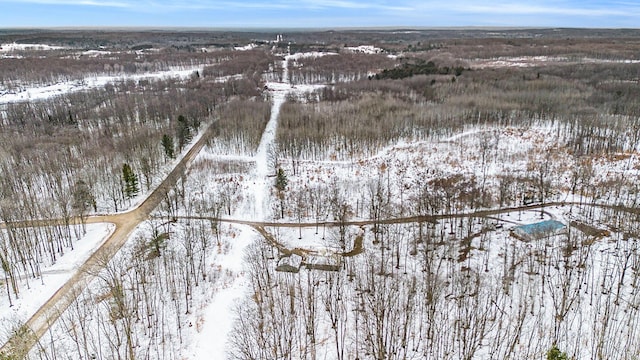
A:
<box><xmin>169</xmin><ymin>200</ymin><xmax>639</xmax><ymax>228</ymax></box>
<box><xmin>0</xmin><ymin>121</ymin><xmax>217</xmax><ymax>357</ymax></box>
<box><xmin>169</xmin><ymin>200</ymin><xmax>638</xmax><ymax>259</ymax></box>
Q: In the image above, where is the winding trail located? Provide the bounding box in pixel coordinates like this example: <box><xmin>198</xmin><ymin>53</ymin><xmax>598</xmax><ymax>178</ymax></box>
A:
<box><xmin>169</xmin><ymin>201</ymin><xmax>638</xmax><ymax>228</ymax></box>
<box><xmin>167</xmin><ymin>200</ymin><xmax>639</xmax><ymax>257</ymax></box>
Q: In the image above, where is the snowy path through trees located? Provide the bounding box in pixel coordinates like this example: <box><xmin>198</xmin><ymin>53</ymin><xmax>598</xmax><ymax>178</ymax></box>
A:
<box><xmin>251</xmin><ymin>57</ymin><xmax>289</xmax><ymax>220</ymax></box>
<box><xmin>188</xmin><ymin>56</ymin><xmax>292</xmax><ymax>360</ymax></box>
<box><xmin>188</xmin><ymin>53</ymin><xmax>325</xmax><ymax>359</ymax></box>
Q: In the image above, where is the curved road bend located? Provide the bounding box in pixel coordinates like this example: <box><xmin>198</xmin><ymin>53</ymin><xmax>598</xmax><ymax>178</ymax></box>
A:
<box><xmin>168</xmin><ymin>200</ymin><xmax>639</xmax><ymax>257</ymax></box>
<box><xmin>0</xmin><ymin>121</ymin><xmax>217</xmax><ymax>356</ymax></box>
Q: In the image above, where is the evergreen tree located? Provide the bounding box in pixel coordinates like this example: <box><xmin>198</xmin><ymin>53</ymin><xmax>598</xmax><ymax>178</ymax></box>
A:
<box><xmin>275</xmin><ymin>168</ymin><xmax>288</xmax><ymax>192</ymax></box>
<box><xmin>122</xmin><ymin>163</ymin><xmax>139</xmax><ymax>199</ymax></box>
<box><xmin>161</xmin><ymin>134</ymin><xmax>175</xmax><ymax>159</ymax></box>
<box><xmin>275</xmin><ymin>167</ymin><xmax>288</xmax><ymax>219</ymax></box>
<box><xmin>68</xmin><ymin>110</ymin><xmax>76</xmax><ymax>125</ymax></box>
<box><xmin>547</xmin><ymin>345</ymin><xmax>569</xmax><ymax>360</ymax></box>
<box><xmin>176</xmin><ymin>115</ymin><xmax>193</xmax><ymax>151</ymax></box>
<box><xmin>147</xmin><ymin>231</ymin><xmax>168</xmax><ymax>258</ymax></box>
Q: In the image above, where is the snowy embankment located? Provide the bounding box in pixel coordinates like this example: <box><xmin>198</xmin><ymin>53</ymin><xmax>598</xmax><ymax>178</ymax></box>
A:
<box><xmin>0</xmin><ymin>223</ymin><xmax>113</xmax><ymax>344</ymax></box>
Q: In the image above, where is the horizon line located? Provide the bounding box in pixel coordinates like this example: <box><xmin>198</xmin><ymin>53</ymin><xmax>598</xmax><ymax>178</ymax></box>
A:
<box><xmin>1</xmin><ymin>25</ymin><xmax>639</xmax><ymax>32</ymax></box>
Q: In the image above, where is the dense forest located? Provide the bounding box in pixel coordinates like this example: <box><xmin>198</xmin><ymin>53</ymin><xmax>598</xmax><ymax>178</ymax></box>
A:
<box><xmin>0</xmin><ymin>29</ymin><xmax>639</xmax><ymax>359</ymax></box>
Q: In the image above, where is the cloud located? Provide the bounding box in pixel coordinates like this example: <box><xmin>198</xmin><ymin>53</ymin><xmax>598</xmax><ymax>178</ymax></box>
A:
<box><xmin>458</xmin><ymin>3</ymin><xmax>640</xmax><ymax>17</ymax></box>
<box><xmin>393</xmin><ymin>0</ymin><xmax>640</xmax><ymax>14</ymax></box>
<box><xmin>3</xmin><ymin>0</ymin><xmax>636</xmax><ymax>17</ymax></box>
<box><xmin>1</xmin><ymin>0</ymin><xmax>411</xmax><ymax>11</ymax></box>
<box><xmin>126</xmin><ymin>0</ymin><xmax>410</xmax><ymax>12</ymax></box>
<box><xmin>296</xmin><ymin>0</ymin><xmax>410</xmax><ymax>11</ymax></box>
<box><xmin>378</xmin><ymin>0</ymin><xmax>640</xmax><ymax>27</ymax></box>
<box><xmin>1</xmin><ymin>0</ymin><xmax>638</xmax><ymax>27</ymax></box>
<box><xmin>1</xmin><ymin>0</ymin><xmax>131</xmax><ymax>7</ymax></box>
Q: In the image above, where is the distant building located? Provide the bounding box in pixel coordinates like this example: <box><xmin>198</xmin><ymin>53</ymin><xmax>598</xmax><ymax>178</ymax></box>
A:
<box><xmin>276</xmin><ymin>254</ymin><xmax>303</xmax><ymax>273</ymax></box>
<box><xmin>305</xmin><ymin>254</ymin><xmax>343</xmax><ymax>272</ymax></box>
<box><xmin>512</xmin><ymin>220</ymin><xmax>566</xmax><ymax>241</ymax></box>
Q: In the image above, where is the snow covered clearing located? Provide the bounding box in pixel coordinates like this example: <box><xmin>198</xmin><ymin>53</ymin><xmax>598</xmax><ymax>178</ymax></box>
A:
<box><xmin>0</xmin><ymin>65</ymin><xmax>204</xmax><ymax>104</ymax></box>
<box><xmin>345</xmin><ymin>45</ymin><xmax>385</xmax><ymax>54</ymax></box>
<box><xmin>234</xmin><ymin>43</ymin><xmax>258</xmax><ymax>51</ymax></box>
<box><xmin>471</xmin><ymin>55</ymin><xmax>640</xmax><ymax>68</ymax></box>
<box><xmin>286</xmin><ymin>51</ymin><xmax>337</xmax><ymax>61</ymax></box>
<box><xmin>80</xmin><ymin>49</ymin><xmax>112</xmax><ymax>57</ymax></box>
<box><xmin>471</xmin><ymin>56</ymin><xmax>568</xmax><ymax>68</ymax></box>
<box><xmin>0</xmin><ymin>43</ymin><xmax>66</xmax><ymax>52</ymax></box>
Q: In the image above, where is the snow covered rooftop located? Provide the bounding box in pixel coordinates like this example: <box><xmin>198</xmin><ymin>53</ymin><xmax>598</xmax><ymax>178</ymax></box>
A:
<box><xmin>276</xmin><ymin>254</ymin><xmax>303</xmax><ymax>273</ymax></box>
<box><xmin>304</xmin><ymin>254</ymin><xmax>343</xmax><ymax>272</ymax></box>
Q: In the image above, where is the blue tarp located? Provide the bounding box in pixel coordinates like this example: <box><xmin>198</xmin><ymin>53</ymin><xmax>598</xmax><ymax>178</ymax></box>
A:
<box><xmin>513</xmin><ymin>220</ymin><xmax>565</xmax><ymax>239</ymax></box>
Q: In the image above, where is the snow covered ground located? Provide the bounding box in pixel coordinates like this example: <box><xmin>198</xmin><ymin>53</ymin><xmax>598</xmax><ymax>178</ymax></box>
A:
<box><xmin>185</xmin><ymin>225</ymin><xmax>254</xmax><ymax>359</ymax></box>
<box><xmin>471</xmin><ymin>55</ymin><xmax>640</xmax><ymax>68</ymax></box>
<box><xmin>5</xmin><ymin>43</ymin><xmax>640</xmax><ymax>359</ymax></box>
<box><xmin>345</xmin><ymin>45</ymin><xmax>386</xmax><ymax>54</ymax></box>
<box><xmin>0</xmin><ymin>43</ymin><xmax>65</xmax><ymax>52</ymax></box>
<box><xmin>0</xmin><ymin>223</ymin><xmax>113</xmax><ymax>344</ymax></box>
<box><xmin>0</xmin><ymin>65</ymin><xmax>203</xmax><ymax>104</ymax></box>
<box><xmin>168</xmin><ymin>55</ymin><xmax>640</xmax><ymax>352</ymax></box>
<box><xmin>185</xmin><ymin>56</ymin><xmax>292</xmax><ymax>359</ymax></box>
<box><xmin>18</xmin><ymin>107</ymin><xmax>640</xmax><ymax>359</ymax></box>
